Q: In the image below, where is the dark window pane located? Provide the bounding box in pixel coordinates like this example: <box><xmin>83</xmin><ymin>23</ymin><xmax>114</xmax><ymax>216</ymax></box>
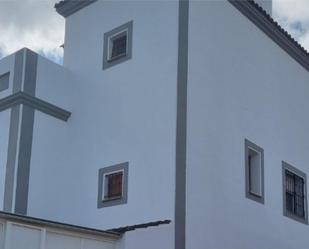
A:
<box><xmin>286</xmin><ymin>192</ymin><xmax>294</xmax><ymax>213</ymax></box>
<box><xmin>248</xmin><ymin>155</ymin><xmax>252</xmax><ymax>189</ymax></box>
<box><xmin>295</xmin><ymin>195</ymin><xmax>305</xmax><ymax>217</ymax></box>
<box><xmin>107</xmin><ymin>172</ymin><xmax>123</xmax><ymax>198</ymax></box>
<box><xmin>111</xmin><ymin>35</ymin><xmax>127</xmax><ymax>58</ymax></box>
<box><xmin>285</xmin><ymin>170</ymin><xmax>306</xmax><ymax>218</ymax></box>
<box><xmin>295</xmin><ymin>176</ymin><xmax>304</xmax><ymax>196</ymax></box>
<box><xmin>286</xmin><ymin>171</ymin><xmax>294</xmax><ymax>193</ymax></box>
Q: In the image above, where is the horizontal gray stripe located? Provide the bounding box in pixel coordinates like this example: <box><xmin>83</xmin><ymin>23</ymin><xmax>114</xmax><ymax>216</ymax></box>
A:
<box><xmin>0</xmin><ymin>92</ymin><xmax>71</xmax><ymax>121</ymax></box>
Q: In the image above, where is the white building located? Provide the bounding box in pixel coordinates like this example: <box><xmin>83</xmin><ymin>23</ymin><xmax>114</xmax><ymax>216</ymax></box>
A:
<box><xmin>0</xmin><ymin>0</ymin><xmax>309</xmax><ymax>248</ymax></box>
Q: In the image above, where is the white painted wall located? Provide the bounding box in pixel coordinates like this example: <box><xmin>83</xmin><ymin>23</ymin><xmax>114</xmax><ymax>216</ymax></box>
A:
<box><xmin>0</xmin><ymin>53</ymin><xmax>18</xmax><ymax>211</ymax></box>
<box><xmin>0</xmin><ymin>219</ymin><xmax>117</xmax><ymax>249</ymax></box>
<box><xmin>0</xmin><ymin>54</ymin><xmax>14</xmax><ymax>99</ymax></box>
<box><xmin>0</xmin><ymin>110</ymin><xmax>11</xmax><ymax>210</ymax></box>
<box><xmin>35</xmin><ymin>55</ymin><xmax>74</xmax><ymax>111</ymax></box>
<box><xmin>187</xmin><ymin>1</ymin><xmax>309</xmax><ymax>249</ymax></box>
<box><xmin>28</xmin><ymin>3</ymin><xmax>177</xmax><ymax>247</ymax></box>
<box><xmin>115</xmin><ymin>223</ymin><xmax>174</xmax><ymax>249</ymax></box>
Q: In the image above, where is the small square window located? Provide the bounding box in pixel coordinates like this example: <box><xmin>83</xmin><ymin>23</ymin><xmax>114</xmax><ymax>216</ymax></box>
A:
<box><xmin>282</xmin><ymin>162</ymin><xmax>308</xmax><ymax>224</ymax></box>
<box><xmin>103</xmin><ymin>21</ymin><xmax>133</xmax><ymax>70</ymax></box>
<box><xmin>245</xmin><ymin>139</ymin><xmax>264</xmax><ymax>204</ymax></box>
<box><xmin>0</xmin><ymin>72</ymin><xmax>9</xmax><ymax>92</ymax></box>
<box><xmin>108</xmin><ymin>31</ymin><xmax>127</xmax><ymax>61</ymax></box>
<box><xmin>98</xmin><ymin>162</ymin><xmax>128</xmax><ymax>208</ymax></box>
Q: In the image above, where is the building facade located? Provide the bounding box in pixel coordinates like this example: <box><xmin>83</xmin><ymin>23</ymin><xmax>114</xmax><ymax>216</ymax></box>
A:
<box><xmin>0</xmin><ymin>0</ymin><xmax>309</xmax><ymax>248</ymax></box>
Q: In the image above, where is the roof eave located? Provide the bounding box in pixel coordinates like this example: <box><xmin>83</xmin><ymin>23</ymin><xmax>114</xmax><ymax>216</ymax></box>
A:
<box><xmin>0</xmin><ymin>211</ymin><xmax>120</xmax><ymax>239</ymax></box>
<box><xmin>228</xmin><ymin>0</ymin><xmax>309</xmax><ymax>72</ymax></box>
<box><xmin>55</xmin><ymin>0</ymin><xmax>98</xmax><ymax>18</ymax></box>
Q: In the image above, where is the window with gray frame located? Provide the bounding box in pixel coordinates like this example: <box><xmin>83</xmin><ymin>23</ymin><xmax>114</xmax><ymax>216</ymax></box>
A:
<box><xmin>98</xmin><ymin>162</ymin><xmax>128</xmax><ymax>208</ymax></box>
<box><xmin>282</xmin><ymin>161</ymin><xmax>308</xmax><ymax>224</ymax></box>
<box><xmin>0</xmin><ymin>72</ymin><xmax>9</xmax><ymax>92</ymax></box>
<box><xmin>245</xmin><ymin>139</ymin><xmax>264</xmax><ymax>204</ymax></box>
<box><xmin>103</xmin><ymin>21</ymin><xmax>133</xmax><ymax>70</ymax></box>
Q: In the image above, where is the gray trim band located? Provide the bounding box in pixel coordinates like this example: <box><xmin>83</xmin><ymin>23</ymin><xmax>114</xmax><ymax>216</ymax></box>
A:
<box><xmin>3</xmin><ymin>49</ymin><xmax>25</xmax><ymax>212</ymax></box>
<box><xmin>3</xmin><ymin>106</ymin><xmax>21</xmax><ymax>212</ymax></box>
<box><xmin>23</xmin><ymin>49</ymin><xmax>38</xmax><ymax>96</ymax></box>
<box><xmin>175</xmin><ymin>1</ymin><xmax>189</xmax><ymax>249</ymax></box>
<box><xmin>0</xmin><ymin>92</ymin><xmax>71</xmax><ymax>122</ymax></box>
<box><xmin>14</xmin><ymin>105</ymin><xmax>35</xmax><ymax>215</ymax></box>
<box><xmin>13</xmin><ymin>50</ymin><xmax>24</xmax><ymax>93</ymax></box>
<box><xmin>55</xmin><ymin>0</ymin><xmax>98</xmax><ymax>18</ymax></box>
<box><xmin>228</xmin><ymin>0</ymin><xmax>309</xmax><ymax>72</ymax></box>
<box><xmin>12</xmin><ymin>51</ymin><xmax>37</xmax><ymax>215</ymax></box>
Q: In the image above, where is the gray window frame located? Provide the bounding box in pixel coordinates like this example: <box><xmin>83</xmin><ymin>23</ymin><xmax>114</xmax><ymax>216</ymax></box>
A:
<box><xmin>103</xmin><ymin>21</ymin><xmax>133</xmax><ymax>70</ymax></box>
<box><xmin>97</xmin><ymin>162</ymin><xmax>129</xmax><ymax>208</ymax></box>
<box><xmin>0</xmin><ymin>72</ymin><xmax>10</xmax><ymax>92</ymax></box>
<box><xmin>245</xmin><ymin>139</ymin><xmax>264</xmax><ymax>204</ymax></box>
<box><xmin>282</xmin><ymin>161</ymin><xmax>308</xmax><ymax>225</ymax></box>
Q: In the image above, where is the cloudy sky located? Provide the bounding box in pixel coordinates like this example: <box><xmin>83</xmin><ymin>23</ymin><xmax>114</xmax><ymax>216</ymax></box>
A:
<box><xmin>0</xmin><ymin>0</ymin><xmax>308</xmax><ymax>64</ymax></box>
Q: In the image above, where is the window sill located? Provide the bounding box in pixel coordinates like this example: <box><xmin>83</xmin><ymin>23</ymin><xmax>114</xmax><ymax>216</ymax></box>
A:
<box><xmin>284</xmin><ymin>211</ymin><xmax>308</xmax><ymax>225</ymax></box>
<box><xmin>102</xmin><ymin>196</ymin><xmax>122</xmax><ymax>202</ymax></box>
<box><xmin>249</xmin><ymin>191</ymin><xmax>262</xmax><ymax>198</ymax></box>
<box><xmin>107</xmin><ymin>53</ymin><xmax>127</xmax><ymax>63</ymax></box>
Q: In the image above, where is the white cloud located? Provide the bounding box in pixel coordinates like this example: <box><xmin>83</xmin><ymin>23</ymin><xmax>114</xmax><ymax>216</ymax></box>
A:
<box><xmin>0</xmin><ymin>0</ymin><xmax>309</xmax><ymax>63</ymax></box>
<box><xmin>273</xmin><ymin>0</ymin><xmax>309</xmax><ymax>51</ymax></box>
<box><xmin>0</xmin><ymin>0</ymin><xmax>64</xmax><ymax>63</ymax></box>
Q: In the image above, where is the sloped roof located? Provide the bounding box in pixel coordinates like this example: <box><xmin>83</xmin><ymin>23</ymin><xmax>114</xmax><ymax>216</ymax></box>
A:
<box><xmin>109</xmin><ymin>220</ymin><xmax>171</xmax><ymax>234</ymax></box>
<box><xmin>54</xmin><ymin>0</ymin><xmax>309</xmax><ymax>71</ymax></box>
<box><xmin>55</xmin><ymin>0</ymin><xmax>98</xmax><ymax>18</ymax></box>
<box><xmin>0</xmin><ymin>211</ymin><xmax>120</xmax><ymax>238</ymax></box>
<box><xmin>229</xmin><ymin>0</ymin><xmax>309</xmax><ymax>71</ymax></box>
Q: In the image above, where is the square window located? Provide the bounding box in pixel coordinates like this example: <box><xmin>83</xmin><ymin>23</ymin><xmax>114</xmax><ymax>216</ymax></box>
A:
<box><xmin>103</xmin><ymin>21</ymin><xmax>133</xmax><ymax>70</ymax></box>
<box><xmin>104</xmin><ymin>171</ymin><xmax>123</xmax><ymax>200</ymax></box>
<box><xmin>98</xmin><ymin>162</ymin><xmax>128</xmax><ymax>208</ymax></box>
<box><xmin>109</xmin><ymin>32</ymin><xmax>127</xmax><ymax>61</ymax></box>
<box><xmin>245</xmin><ymin>139</ymin><xmax>264</xmax><ymax>204</ymax></box>
<box><xmin>282</xmin><ymin>162</ymin><xmax>308</xmax><ymax>224</ymax></box>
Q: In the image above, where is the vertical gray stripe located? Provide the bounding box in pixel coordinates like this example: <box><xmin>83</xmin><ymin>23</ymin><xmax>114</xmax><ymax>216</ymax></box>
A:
<box><xmin>3</xmin><ymin>48</ymin><xmax>38</xmax><ymax>215</ymax></box>
<box><xmin>14</xmin><ymin>49</ymin><xmax>37</xmax><ymax>215</ymax></box>
<box><xmin>13</xmin><ymin>49</ymin><xmax>24</xmax><ymax>93</ymax></box>
<box><xmin>23</xmin><ymin>50</ymin><xmax>38</xmax><ymax>96</ymax></box>
<box><xmin>3</xmin><ymin>106</ymin><xmax>21</xmax><ymax>212</ymax></box>
<box><xmin>175</xmin><ymin>1</ymin><xmax>189</xmax><ymax>249</ymax></box>
<box><xmin>3</xmin><ymin>49</ymin><xmax>25</xmax><ymax>212</ymax></box>
<box><xmin>14</xmin><ymin>105</ymin><xmax>35</xmax><ymax>215</ymax></box>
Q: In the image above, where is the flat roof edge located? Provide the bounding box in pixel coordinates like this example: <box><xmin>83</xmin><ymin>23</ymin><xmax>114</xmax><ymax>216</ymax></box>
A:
<box><xmin>0</xmin><ymin>211</ymin><xmax>120</xmax><ymax>239</ymax></box>
<box><xmin>55</xmin><ymin>0</ymin><xmax>98</xmax><ymax>18</ymax></box>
